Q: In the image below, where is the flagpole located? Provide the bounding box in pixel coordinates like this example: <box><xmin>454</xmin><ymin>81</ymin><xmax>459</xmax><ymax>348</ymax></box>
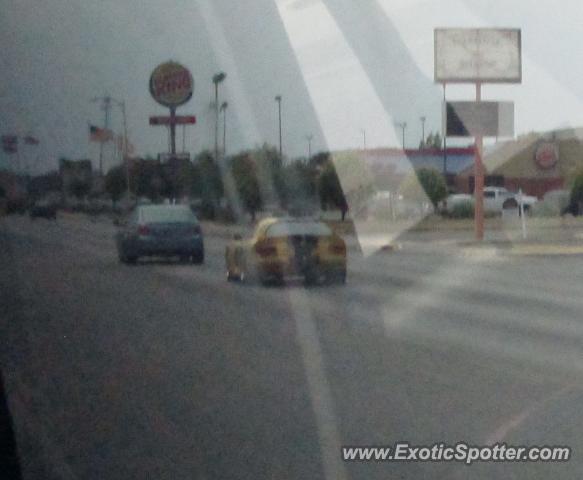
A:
<box><xmin>91</xmin><ymin>96</ymin><xmax>112</xmax><ymax>176</ymax></box>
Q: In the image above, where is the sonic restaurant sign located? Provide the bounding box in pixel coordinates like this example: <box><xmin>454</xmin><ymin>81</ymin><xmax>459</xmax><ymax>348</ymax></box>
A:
<box><xmin>534</xmin><ymin>142</ymin><xmax>559</xmax><ymax>170</ymax></box>
<box><xmin>149</xmin><ymin>61</ymin><xmax>194</xmax><ymax>108</ymax></box>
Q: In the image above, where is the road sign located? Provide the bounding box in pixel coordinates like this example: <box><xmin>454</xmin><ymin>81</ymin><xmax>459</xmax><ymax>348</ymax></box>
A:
<box><xmin>435</xmin><ymin>28</ymin><xmax>521</xmax><ymax>83</ymax></box>
<box><xmin>445</xmin><ymin>101</ymin><xmax>514</xmax><ymax>137</ymax></box>
<box><xmin>149</xmin><ymin>115</ymin><xmax>196</xmax><ymax>126</ymax></box>
<box><xmin>149</xmin><ymin>61</ymin><xmax>194</xmax><ymax>108</ymax></box>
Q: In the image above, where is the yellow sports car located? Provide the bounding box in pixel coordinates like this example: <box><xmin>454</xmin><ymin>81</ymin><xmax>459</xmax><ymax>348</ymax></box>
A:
<box><xmin>225</xmin><ymin>217</ymin><xmax>347</xmax><ymax>285</ymax></box>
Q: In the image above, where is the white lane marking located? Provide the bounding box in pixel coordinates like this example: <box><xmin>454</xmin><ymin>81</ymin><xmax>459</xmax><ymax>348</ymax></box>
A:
<box><xmin>287</xmin><ymin>289</ymin><xmax>348</xmax><ymax>480</ymax></box>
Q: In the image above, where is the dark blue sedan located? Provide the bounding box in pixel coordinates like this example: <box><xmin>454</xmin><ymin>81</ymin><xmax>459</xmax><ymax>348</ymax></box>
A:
<box><xmin>115</xmin><ymin>204</ymin><xmax>204</xmax><ymax>264</ymax></box>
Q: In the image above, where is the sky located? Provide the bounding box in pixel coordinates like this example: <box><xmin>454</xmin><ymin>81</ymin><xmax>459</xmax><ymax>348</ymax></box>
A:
<box><xmin>1</xmin><ymin>0</ymin><xmax>583</xmax><ymax>174</ymax></box>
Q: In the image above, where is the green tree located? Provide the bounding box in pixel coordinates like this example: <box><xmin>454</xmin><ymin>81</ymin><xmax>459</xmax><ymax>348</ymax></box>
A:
<box><xmin>192</xmin><ymin>150</ymin><xmax>223</xmax><ymax>219</ymax></box>
<box><xmin>281</xmin><ymin>159</ymin><xmax>318</xmax><ymax>214</ymax></box>
<box><xmin>400</xmin><ymin>168</ymin><xmax>447</xmax><ymax>210</ymax></box>
<box><xmin>27</xmin><ymin>171</ymin><xmax>62</xmax><ymax>199</ymax></box>
<box><xmin>569</xmin><ymin>169</ymin><xmax>583</xmax><ymax>212</ymax></box>
<box><xmin>423</xmin><ymin>131</ymin><xmax>442</xmax><ymax>149</ymax></box>
<box><xmin>68</xmin><ymin>179</ymin><xmax>91</xmax><ymax>200</ymax></box>
<box><xmin>230</xmin><ymin>152</ymin><xmax>262</xmax><ymax>221</ymax></box>
<box><xmin>105</xmin><ymin>166</ymin><xmax>127</xmax><ymax>204</ymax></box>
<box><xmin>131</xmin><ymin>160</ymin><xmax>164</xmax><ymax>200</ymax></box>
<box><xmin>309</xmin><ymin>151</ymin><xmax>330</xmax><ymax>170</ymax></box>
<box><xmin>318</xmin><ymin>161</ymin><xmax>348</xmax><ymax>220</ymax></box>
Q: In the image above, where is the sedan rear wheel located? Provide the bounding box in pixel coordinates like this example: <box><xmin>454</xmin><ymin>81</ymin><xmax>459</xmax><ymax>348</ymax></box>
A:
<box><xmin>191</xmin><ymin>250</ymin><xmax>204</xmax><ymax>265</ymax></box>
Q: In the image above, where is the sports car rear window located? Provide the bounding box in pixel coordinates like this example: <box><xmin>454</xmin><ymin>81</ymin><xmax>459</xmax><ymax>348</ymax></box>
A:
<box><xmin>266</xmin><ymin>222</ymin><xmax>332</xmax><ymax>237</ymax></box>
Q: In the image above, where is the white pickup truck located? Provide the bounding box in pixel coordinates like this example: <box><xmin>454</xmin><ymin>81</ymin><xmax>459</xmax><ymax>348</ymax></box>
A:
<box><xmin>483</xmin><ymin>187</ymin><xmax>537</xmax><ymax>213</ymax></box>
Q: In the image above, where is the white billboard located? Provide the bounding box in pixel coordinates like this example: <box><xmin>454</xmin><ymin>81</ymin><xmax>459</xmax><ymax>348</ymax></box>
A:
<box><xmin>435</xmin><ymin>28</ymin><xmax>521</xmax><ymax>83</ymax></box>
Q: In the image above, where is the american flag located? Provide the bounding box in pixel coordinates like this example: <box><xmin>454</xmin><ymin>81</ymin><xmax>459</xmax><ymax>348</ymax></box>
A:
<box><xmin>89</xmin><ymin>125</ymin><xmax>113</xmax><ymax>143</ymax></box>
<box><xmin>2</xmin><ymin>135</ymin><xmax>17</xmax><ymax>154</ymax></box>
<box><xmin>24</xmin><ymin>135</ymin><xmax>40</xmax><ymax>145</ymax></box>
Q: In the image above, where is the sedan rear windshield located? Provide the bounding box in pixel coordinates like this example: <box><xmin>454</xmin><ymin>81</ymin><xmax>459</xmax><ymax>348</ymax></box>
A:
<box><xmin>266</xmin><ymin>222</ymin><xmax>332</xmax><ymax>237</ymax></box>
<box><xmin>141</xmin><ymin>206</ymin><xmax>198</xmax><ymax>223</ymax></box>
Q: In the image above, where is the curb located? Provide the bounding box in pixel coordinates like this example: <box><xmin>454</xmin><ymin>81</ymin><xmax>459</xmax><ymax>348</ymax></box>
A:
<box><xmin>508</xmin><ymin>244</ymin><xmax>583</xmax><ymax>256</ymax></box>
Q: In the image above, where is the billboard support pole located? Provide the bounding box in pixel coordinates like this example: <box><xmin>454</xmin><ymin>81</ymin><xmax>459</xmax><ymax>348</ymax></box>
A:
<box><xmin>474</xmin><ymin>82</ymin><xmax>485</xmax><ymax>241</ymax></box>
<box><xmin>442</xmin><ymin>83</ymin><xmax>447</xmax><ymax>176</ymax></box>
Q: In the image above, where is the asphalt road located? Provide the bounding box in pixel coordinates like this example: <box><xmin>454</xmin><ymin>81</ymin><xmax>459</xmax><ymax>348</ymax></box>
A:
<box><xmin>1</xmin><ymin>214</ymin><xmax>583</xmax><ymax>479</ymax></box>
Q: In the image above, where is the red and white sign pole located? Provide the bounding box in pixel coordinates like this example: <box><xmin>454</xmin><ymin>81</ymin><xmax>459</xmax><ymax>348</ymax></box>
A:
<box><xmin>149</xmin><ymin>61</ymin><xmax>195</xmax><ymax>158</ymax></box>
<box><xmin>169</xmin><ymin>107</ymin><xmax>177</xmax><ymax>155</ymax></box>
<box><xmin>435</xmin><ymin>28</ymin><xmax>521</xmax><ymax>241</ymax></box>
<box><xmin>474</xmin><ymin>82</ymin><xmax>485</xmax><ymax>240</ymax></box>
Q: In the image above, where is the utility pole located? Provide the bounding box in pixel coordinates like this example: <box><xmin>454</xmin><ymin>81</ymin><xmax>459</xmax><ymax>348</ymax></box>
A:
<box><xmin>91</xmin><ymin>96</ymin><xmax>112</xmax><ymax>175</ymax></box>
<box><xmin>306</xmin><ymin>134</ymin><xmax>313</xmax><ymax>160</ymax></box>
<box><xmin>118</xmin><ymin>100</ymin><xmax>130</xmax><ymax>196</ymax></box>
<box><xmin>275</xmin><ymin>95</ymin><xmax>282</xmax><ymax>160</ymax></box>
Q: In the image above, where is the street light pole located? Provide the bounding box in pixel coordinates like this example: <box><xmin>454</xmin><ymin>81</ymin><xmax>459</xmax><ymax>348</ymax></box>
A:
<box><xmin>212</xmin><ymin>72</ymin><xmax>226</xmax><ymax>162</ymax></box>
<box><xmin>275</xmin><ymin>95</ymin><xmax>282</xmax><ymax>160</ymax></box>
<box><xmin>220</xmin><ymin>101</ymin><xmax>228</xmax><ymax>156</ymax></box>
<box><xmin>396</xmin><ymin>122</ymin><xmax>407</xmax><ymax>149</ymax></box>
<box><xmin>361</xmin><ymin>129</ymin><xmax>366</xmax><ymax>150</ymax></box>
<box><xmin>306</xmin><ymin>134</ymin><xmax>313</xmax><ymax>160</ymax></box>
<box><xmin>420</xmin><ymin>116</ymin><xmax>426</xmax><ymax>148</ymax></box>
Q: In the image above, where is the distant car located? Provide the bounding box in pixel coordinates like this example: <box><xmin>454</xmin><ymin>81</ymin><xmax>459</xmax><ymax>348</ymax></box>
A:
<box><xmin>29</xmin><ymin>201</ymin><xmax>57</xmax><ymax>220</ymax></box>
<box><xmin>225</xmin><ymin>217</ymin><xmax>347</xmax><ymax>286</ymax></box>
<box><xmin>483</xmin><ymin>187</ymin><xmax>537</xmax><ymax>213</ymax></box>
<box><xmin>115</xmin><ymin>204</ymin><xmax>204</xmax><ymax>264</ymax></box>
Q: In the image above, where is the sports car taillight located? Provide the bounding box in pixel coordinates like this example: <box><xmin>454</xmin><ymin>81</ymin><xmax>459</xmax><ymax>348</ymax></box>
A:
<box><xmin>329</xmin><ymin>242</ymin><xmax>346</xmax><ymax>255</ymax></box>
<box><xmin>255</xmin><ymin>241</ymin><xmax>277</xmax><ymax>257</ymax></box>
<box><xmin>137</xmin><ymin>224</ymin><xmax>150</xmax><ymax>235</ymax></box>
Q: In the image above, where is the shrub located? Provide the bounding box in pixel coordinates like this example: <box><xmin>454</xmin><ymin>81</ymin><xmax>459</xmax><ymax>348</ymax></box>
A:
<box><xmin>449</xmin><ymin>200</ymin><xmax>474</xmax><ymax>219</ymax></box>
<box><xmin>569</xmin><ymin>172</ymin><xmax>583</xmax><ymax>215</ymax></box>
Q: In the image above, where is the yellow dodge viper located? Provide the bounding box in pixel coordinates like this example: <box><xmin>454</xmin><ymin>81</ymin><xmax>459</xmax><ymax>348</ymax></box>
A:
<box><xmin>225</xmin><ymin>217</ymin><xmax>347</xmax><ymax>285</ymax></box>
